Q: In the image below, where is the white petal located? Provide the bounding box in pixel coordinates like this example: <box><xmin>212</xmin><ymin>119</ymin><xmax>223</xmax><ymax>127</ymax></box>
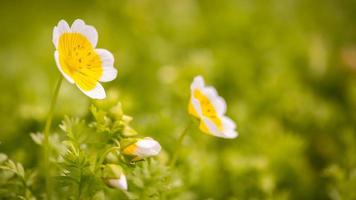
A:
<box><xmin>203</xmin><ymin>86</ymin><xmax>218</xmax><ymax>98</ymax></box>
<box><xmin>96</xmin><ymin>49</ymin><xmax>114</xmax><ymax>67</ymax></box>
<box><xmin>71</xmin><ymin>19</ymin><xmax>98</xmax><ymax>47</ymax></box>
<box><xmin>212</xmin><ymin>96</ymin><xmax>227</xmax><ymax>115</ymax></box>
<box><xmin>96</xmin><ymin>49</ymin><xmax>117</xmax><ymax>82</ymax></box>
<box><xmin>118</xmin><ymin>174</ymin><xmax>128</xmax><ymax>190</ymax></box>
<box><xmin>136</xmin><ymin>137</ymin><xmax>161</xmax><ymax>157</ymax></box>
<box><xmin>54</xmin><ymin>51</ymin><xmax>75</xmax><ymax>84</ymax></box>
<box><xmin>190</xmin><ymin>75</ymin><xmax>205</xmax><ymax>91</ymax></box>
<box><xmin>202</xmin><ymin>116</ymin><xmax>238</xmax><ymax>139</ymax></box>
<box><xmin>101</xmin><ymin>67</ymin><xmax>118</xmax><ymax>82</ymax></box>
<box><xmin>77</xmin><ymin>82</ymin><xmax>106</xmax><ymax>99</ymax></box>
<box><xmin>222</xmin><ymin>116</ymin><xmax>236</xmax><ymax>130</ymax></box>
<box><xmin>222</xmin><ymin>129</ymin><xmax>238</xmax><ymax>139</ymax></box>
<box><xmin>107</xmin><ymin>174</ymin><xmax>128</xmax><ymax>191</ymax></box>
<box><xmin>136</xmin><ymin>137</ymin><xmax>156</xmax><ymax>148</ymax></box>
<box><xmin>53</xmin><ymin>20</ymin><xmax>70</xmax><ymax>48</ymax></box>
<box><xmin>201</xmin><ymin>117</ymin><xmax>220</xmax><ymax>137</ymax></box>
<box><xmin>221</xmin><ymin>116</ymin><xmax>238</xmax><ymax>139</ymax></box>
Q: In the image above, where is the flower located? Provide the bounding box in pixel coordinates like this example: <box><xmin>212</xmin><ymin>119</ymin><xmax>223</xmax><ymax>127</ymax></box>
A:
<box><xmin>122</xmin><ymin>137</ymin><xmax>161</xmax><ymax>161</ymax></box>
<box><xmin>188</xmin><ymin>75</ymin><xmax>238</xmax><ymax>139</ymax></box>
<box><xmin>103</xmin><ymin>164</ymin><xmax>128</xmax><ymax>190</ymax></box>
<box><xmin>52</xmin><ymin>19</ymin><xmax>117</xmax><ymax>99</ymax></box>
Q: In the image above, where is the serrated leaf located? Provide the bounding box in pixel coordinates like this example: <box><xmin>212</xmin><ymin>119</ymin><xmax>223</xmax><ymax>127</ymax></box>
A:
<box><xmin>30</xmin><ymin>132</ymin><xmax>43</xmax><ymax>145</ymax></box>
<box><xmin>7</xmin><ymin>160</ymin><xmax>17</xmax><ymax>171</ymax></box>
<box><xmin>16</xmin><ymin>163</ymin><xmax>25</xmax><ymax>178</ymax></box>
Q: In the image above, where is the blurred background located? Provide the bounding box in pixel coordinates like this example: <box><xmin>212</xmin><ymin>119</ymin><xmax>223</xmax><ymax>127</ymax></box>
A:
<box><xmin>1</xmin><ymin>0</ymin><xmax>356</xmax><ymax>199</ymax></box>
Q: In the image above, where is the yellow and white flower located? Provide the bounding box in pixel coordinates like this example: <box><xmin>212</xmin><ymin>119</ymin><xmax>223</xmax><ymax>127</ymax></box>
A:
<box><xmin>103</xmin><ymin>164</ymin><xmax>127</xmax><ymax>190</ymax></box>
<box><xmin>122</xmin><ymin>137</ymin><xmax>161</xmax><ymax>161</ymax></box>
<box><xmin>188</xmin><ymin>75</ymin><xmax>238</xmax><ymax>139</ymax></box>
<box><xmin>53</xmin><ymin>19</ymin><xmax>117</xmax><ymax>99</ymax></box>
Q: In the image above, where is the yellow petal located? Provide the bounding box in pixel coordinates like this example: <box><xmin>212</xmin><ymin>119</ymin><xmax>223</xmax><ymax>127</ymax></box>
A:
<box><xmin>58</xmin><ymin>33</ymin><xmax>103</xmax><ymax>91</ymax></box>
<box><xmin>193</xmin><ymin>89</ymin><xmax>223</xmax><ymax>131</ymax></box>
<box><xmin>199</xmin><ymin>120</ymin><xmax>210</xmax><ymax>134</ymax></box>
<box><xmin>188</xmin><ymin>98</ymin><xmax>199</xmax><ymax>118</ymax></box>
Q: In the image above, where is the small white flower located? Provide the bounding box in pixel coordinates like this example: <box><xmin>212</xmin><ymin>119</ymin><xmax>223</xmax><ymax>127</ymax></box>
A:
<box><xmin>53</xmin><ymin>19</ymin><xmax>118</xmax><ymax>99</ymax></box>
<box><xmin>122</xmin><ymin>137</ymin><xmax>161</xmax><ymax>160</ymax></box>
<box><xmin>107</xmin><ymin>173</ymin><xmax>128</xmax><ymax>191</ymax></box>
<box><xmin>188</xmin><ymin>75</ymin><xmax>238</xmax><ymax>139</ymax></box>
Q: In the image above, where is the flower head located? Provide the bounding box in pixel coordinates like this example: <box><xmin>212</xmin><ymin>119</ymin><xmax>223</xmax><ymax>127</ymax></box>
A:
<box><xmin>188</xmin><ymin>75</ymin><xmax>238</xmax><ymax>139</ymax></box>
<box><xmin>53</xmin><ymin>19</ymin><xmax>117</xmax><ymax>99</ymax></box>
<box><xmin>102</xmin><ymin>164</ymin><xmax>127</xmax><ymax>190</ymax></box>
<box><xmin>122</xmin><ymin>137</ymin><xmax>161</xmax><ymax>161</ymax></box>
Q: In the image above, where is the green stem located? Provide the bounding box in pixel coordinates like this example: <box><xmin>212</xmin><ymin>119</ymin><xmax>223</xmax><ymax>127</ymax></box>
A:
<box><xmin>170</xmin><ymin>121</ymin><xmax>192</xmax><ymax>167</ymax></box>
<box><xmin>43</xmin><ymin>76</ymin><xmax>63</xmax><ymax>199</ymax></box>
<box><xmin>77</xmin><ymin>169</ymin><xmax>82</xmax><ymax>200</ymax></box>
<box><xmin>95</xmin><ymin>146</ymin><xmax>121</xmax><ymax>171</ymax></box>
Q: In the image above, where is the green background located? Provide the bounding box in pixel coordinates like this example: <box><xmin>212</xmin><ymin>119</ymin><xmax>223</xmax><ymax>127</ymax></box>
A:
<box><xmin>1</xmin><ymin>0</ymin><xmax>356</xmax><ymax>199</ymax></box>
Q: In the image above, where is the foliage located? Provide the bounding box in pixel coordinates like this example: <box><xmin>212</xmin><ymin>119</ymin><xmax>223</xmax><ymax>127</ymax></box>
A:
<box><xmin>1</xmin><ymin>0</ymin><xmax>356</xmax><ymax>199</ymax></box>
<box><xmin>51</xmin><ymin>102</ymin><xmax>172</xmax><ymax>199</ymax></box>
<box><xmin>0</xmin><ymin>153</ymin><xmax>37</xmax><ymax>200</ymax></box>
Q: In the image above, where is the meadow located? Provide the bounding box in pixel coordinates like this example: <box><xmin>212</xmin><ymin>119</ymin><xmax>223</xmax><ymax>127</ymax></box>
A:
<box><xmin>1</xmin><ymin>0</ymin><xmax>356</xmax><ymax>199</ymax></box>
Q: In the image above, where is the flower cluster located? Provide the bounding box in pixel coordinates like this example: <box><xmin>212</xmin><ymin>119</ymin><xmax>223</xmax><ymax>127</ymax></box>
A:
<box><xmin>102</xmin><ymin>137</ymin><xmax>161</xmax><ymax>191</ymax></box>
<box><xmin>52</xmin><ymin>19</ymin><xmax>238</xmax><ymax>140</ymax></box>
<box><xmin>50</xmin><ymin>19</ymin><xmax>238</xmax><ymax>196</ymax></box>
<box><xmin>102</xmin><ymin>136</ymin><xmax>161</xmax><ymax>190</ymax></box>
<box><xmin>89</xmin><ymin>102</ymin><xmax>161</xmax><ymax>191</ymax></box>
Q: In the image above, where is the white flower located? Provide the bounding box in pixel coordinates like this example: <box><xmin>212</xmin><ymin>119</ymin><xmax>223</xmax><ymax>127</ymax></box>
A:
<box><xmin>106</xmin><ymin>173</ymin><xmax>128</xmax><ymax>191</ymax></box>
<box><xmin>53</xmin><ymin>19</ymin><xmax>118</xmax><ymax>99</ymax></box>
<box><xmin>122</xmin><ymin>137</ymin><xmax>161</xmax><ymax>160</ymax></box>
<box><xmin>188</xmin><ymin>75</ymin><xmax>238</xmax><ymax>139</ymax></box>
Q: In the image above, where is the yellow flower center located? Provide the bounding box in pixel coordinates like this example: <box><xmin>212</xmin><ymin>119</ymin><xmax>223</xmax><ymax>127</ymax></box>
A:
<box><xmin>189</xmin><ymin>89</ymin><xmax>223</xmax><ymax>132</ymax></box>
<box><xmin>58</xmin><ymin>33</ymin><xmax>103</xmax><ymax>91</ymax></box>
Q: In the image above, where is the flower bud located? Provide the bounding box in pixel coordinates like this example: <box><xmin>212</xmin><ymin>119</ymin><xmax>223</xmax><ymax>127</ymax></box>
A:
<box><xmin>122</xmin><ymin>137</ymin><xmax>161</xmax><ymax>161</ymax></box>
<box><xmin>102</xmin><ymin>164</ymin><xmax>127</xmax><ymax>190</ymax></box>
<box><xmin>122</xmin><ymin>126</ymin><xmax>138</xmax><ymax>137</ymax></box>
<box><xmin>110</xmin><ymin>102</ymin><xmax>124</xmax><ymax>120</ymax></box>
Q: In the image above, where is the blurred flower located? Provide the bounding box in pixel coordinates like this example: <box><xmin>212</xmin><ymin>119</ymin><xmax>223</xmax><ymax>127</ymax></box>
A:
<box><xmin>188</xmin><ymin>75</ymin><xmax>238</xmax><ymax>139</ymax></box>
<box><xmin>341</xmin><ymin>46</ymin><xmax>356</xmax><ymax>72</ymax></box>
<box><xmin>53</xmin><ymin>19</ymin><xmax>117</xmax><ymax>99</ymax></box>
<box><xmin>102</xmin><ymin>164</ymin><xmax>127</xmax><ymax>190</ymax></box>
<box><xmin>122</xmin><ymin>137</ymin><xmax>161</xmax><ymax>161</ymax></box>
